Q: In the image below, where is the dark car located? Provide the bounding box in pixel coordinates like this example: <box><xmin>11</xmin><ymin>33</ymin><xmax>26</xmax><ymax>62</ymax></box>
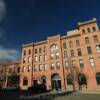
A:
<box><xmin>3</xmin><ymin>86</ymin><xmax>20</xmax><ymax>92</ymax></box>
<box><xmin>28</xmin><ymin>84</ymin><xmax>47</xmax><ymax>94</ymax></box>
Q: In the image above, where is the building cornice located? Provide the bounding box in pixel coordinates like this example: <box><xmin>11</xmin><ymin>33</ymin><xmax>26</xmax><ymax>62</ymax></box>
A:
<box><xmin>78</xmin><ymin>18</ymin><xmax>97</xmax><ymax>26</ymax></box>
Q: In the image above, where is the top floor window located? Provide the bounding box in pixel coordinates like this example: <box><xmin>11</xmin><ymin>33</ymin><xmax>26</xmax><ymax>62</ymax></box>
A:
<box><xmin>76</xmin><ymin>40</ymin><xmax>80</xmax><ymax>47</ymax></box>
<box><xmin>44</xmin><ymin>47</ymin><xmax>46</xmax><ymax>52</ymax></box>
<box><xmin>35</xmin><ymin>49</ymin><xmax>37</xmax><ymax>54</ymax></box>
<box><xmin>50</xmin><ymin>44</ymin><xmax>59</xmax><ymax>51</ymax></box>
<box><xmin>39</xmin><ymin>48</ymin><xmax>42</xmax><ymax>53</ymax></box>
<box><xmin>63</xmin><ymin>42</ymin><xmax>67</xmax><ymax>49</ymax></box>
<box><xmin>23</xmin><ymin>50</ymin><xmax>26</xmax><ymax>56</ymax></box>
<box><xmin>28</xmin><ymin>49</ymin><xmax>31</xmax><ymax>55</ymax></box>
<box><xmin>69</xmin><ymin>41</ymin><xmax>73</xmax><ymax>48</ymax></box>
<box><xmin>87</xmin><ymin>28</ymin><xmax>91</xmax><ymax>33</ymax></box>
<box><xmin>92</xmin><ymin>27</ymin><xmax>96</xmax><ymax>32</ymax></box>
<box><xmin>82</xmin><ymin>29</ymin><xmax>85</xmax><ymax>33</ymax></box>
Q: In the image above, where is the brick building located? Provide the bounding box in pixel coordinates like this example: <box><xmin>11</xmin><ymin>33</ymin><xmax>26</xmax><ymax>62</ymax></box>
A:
<box><xmin>0</xmin><ymin>61</ymin><xmax>20</xmax><ymax>89</ymax></box>
<box><xmin>20</xmin><ymin>18</ymin><xmax>100</xmax><ymax>90</ymax></box>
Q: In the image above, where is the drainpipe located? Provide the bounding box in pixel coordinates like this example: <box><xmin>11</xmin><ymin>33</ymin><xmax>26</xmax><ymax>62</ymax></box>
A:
<box><xmin>31</xmin><ymin>43</ymin><xmax>34</xmax><ymax>86</ymax></box>
<box><xmin>60</xmin><ymin>39</ymin><xmax>66</xmax><ymax>90</ymax></box>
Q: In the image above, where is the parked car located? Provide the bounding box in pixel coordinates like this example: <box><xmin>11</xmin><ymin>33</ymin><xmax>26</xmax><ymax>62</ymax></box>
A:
<box><xmin>28</xmin><ymin>84</ymin><xmax>47</xmax><ymax>94</ymax></box>
<box><xmin>3</xmin><ymin>86</ymin><xmax>20</xmax><ymax>92</ymax></box>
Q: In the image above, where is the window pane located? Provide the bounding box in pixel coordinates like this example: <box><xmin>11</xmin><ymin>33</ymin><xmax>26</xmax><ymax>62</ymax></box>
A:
<box><xmin>76</xmin><ymin>40</ymin><xmax>80</xmax><ymax>47</ymax></box>
<box><xmin>93</xmin><ymin>35</ymin><xmax>98</xmax><ymax>43</ymax></box>
<box><xmin>96</xmin><ymin>45</ymin><xmax>100</xmax><ymax>53</ymax></box>
<box><xmin>87</xmin><ymin>46</ymin><xmax>92</xmax><ymax>54</ymax></box>
<box><xmin>63</xmin><ymin>42</ymin><xmax>67</xmax><ymax>49</ymax></box>
<box><xmin>77</xmin><ymin>48</ymin><xmax>82</xmax><ymax>56</ymax></box>
<box><xmin>70</xmin><ymin>50</ymin><xmax>74</xmax><ymax>57</ymax></box>
<box><xmin>64</xmin><ymin>51</ymin><xmax>67</xmax><ymax>58</ymax></box>
<box><xmin>85</xmin><ymin>37</ymin><xmax>89</xmax><ymax>44</ymax></box>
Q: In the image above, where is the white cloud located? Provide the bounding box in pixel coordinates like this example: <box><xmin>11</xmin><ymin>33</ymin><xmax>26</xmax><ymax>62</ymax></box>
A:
<box><xmin>0</xmin><ymin>45</ymin><xmax>19</xmax><ymax>62</ymax></box>
<box><xmin>0</xmin><ymin>0</ymin><xmax>6</xmax><ymax>22</ymax></box>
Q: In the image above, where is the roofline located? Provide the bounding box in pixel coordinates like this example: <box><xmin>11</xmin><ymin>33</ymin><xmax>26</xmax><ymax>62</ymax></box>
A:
<box><xmin>78</xmin><ymin>18</ymin><xmax>97</xmax><ymax>26</ymax></box>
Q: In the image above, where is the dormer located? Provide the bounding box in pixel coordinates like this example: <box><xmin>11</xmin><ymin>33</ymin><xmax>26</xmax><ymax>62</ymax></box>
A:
<box><xmin>78</xmin><ymin>18</ymin><xmax>99</xmax><ymax>34</ymax></box>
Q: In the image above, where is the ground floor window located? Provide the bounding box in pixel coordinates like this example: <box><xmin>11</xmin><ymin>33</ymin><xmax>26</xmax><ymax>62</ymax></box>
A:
<box><xmin>23</xmin><ymin>77</ymin><xmax>28</xmax><ymax>86</ymax></box>
<box><xmin>78</xmin><ymin>74</ymin><xmax>87</xmax><ymax>85</ymax></box>
<box><xmin>96</xmin><ymin>72</ymin><xmax>100</xmax><ymax>85</ymax></box>
<box><xmin>67</xmin><ymin>74</ymin><xmax>73</xmax><ymax>85</ymax></box>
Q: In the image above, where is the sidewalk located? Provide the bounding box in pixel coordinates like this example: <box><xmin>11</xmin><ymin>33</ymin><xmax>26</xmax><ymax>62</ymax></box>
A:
<box><xmin>78</xmin><ymin>89</ymin><xmax>100</xmax><ymax>94</ymax></box>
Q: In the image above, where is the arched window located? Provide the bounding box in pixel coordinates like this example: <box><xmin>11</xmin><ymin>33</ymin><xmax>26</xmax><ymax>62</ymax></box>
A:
<box><xmin>93</xmin><ymin>27</ymin><xmax>96</xmax><ymax>32</ymax></box>
<box><xmin>82</xmin><ymin>29</ymin><xmax>85</xmax><ymax>33</ymax></box>
<box><xmin>78</xmin><ymin>74</ymin><xmax>87</xmax><ymax>85</ymax></box>
<box><xmin>50</xmin><ymin>44</ymin><xmax>59</xmax><ymax>51</ymax></box>
<box><xmin>96</xmin><ymin>72</ymin><xmax>100</xmax><ymax>85</ymax></box>
<box><xmin>67</xmin><ymin>74</ymin><xmax>73</xmax><ymax>85</ymax></box>
<box><xmin>87</xmin><ymin>28</ymin><xmax>91</xmax><ymax>33</ymax></box>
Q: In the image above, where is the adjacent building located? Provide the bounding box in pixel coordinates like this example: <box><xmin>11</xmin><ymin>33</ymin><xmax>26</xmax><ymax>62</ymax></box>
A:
<box><xmin>0</xmin><ymin>61</ymin><xmax>20</xmax><ymax>89</ymax></box>
<box><xmin>20</xmin><ymin>18</ymin><xmax>100</xmax><ymax>90</ymax></box>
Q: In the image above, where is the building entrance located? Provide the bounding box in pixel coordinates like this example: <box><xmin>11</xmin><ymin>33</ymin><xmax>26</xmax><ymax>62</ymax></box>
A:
<box><xmin>51</xmin><ymin>74</ymin><xmax>61</xmax><ymax>90</ymax></box>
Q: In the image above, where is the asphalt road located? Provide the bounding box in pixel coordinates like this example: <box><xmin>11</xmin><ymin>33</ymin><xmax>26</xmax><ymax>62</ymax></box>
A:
<box><xmin>54</xmin><ymin>92</ymin><xmax>100</xmax><ymax>100</ymax></box>
<box><xmin>0</xmin><ymin>91</ymin><xmax>100</xmax><ymax>100</ymax></box>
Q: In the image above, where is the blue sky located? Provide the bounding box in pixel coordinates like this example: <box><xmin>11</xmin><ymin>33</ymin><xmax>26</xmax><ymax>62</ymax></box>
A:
<box><xmin>0</xmin><ymin>0</ymin><xmax>100</xmax><ymax>62</ymax></box>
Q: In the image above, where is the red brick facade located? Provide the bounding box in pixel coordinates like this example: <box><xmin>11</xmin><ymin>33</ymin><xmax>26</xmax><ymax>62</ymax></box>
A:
<box><xmin>20</xmin><ymin>18</ymin><xmax>100</xmax><ymax>90</ymax></box>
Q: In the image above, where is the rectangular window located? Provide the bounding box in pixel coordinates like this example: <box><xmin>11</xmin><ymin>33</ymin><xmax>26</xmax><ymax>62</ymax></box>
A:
<box><xmin>27</xmin><ymin>65</ymin><xmax>31</xmax><ymax>72</ymax></box>
<box><xmin>96</xmin><ymin>45</ymin><xmax>100</xmax><ymax>53</ymax></box>
<box><xmin>44</xmin><ymin>54</ymin><xmax>47</xmax><ymax>61</ymax></box>
<box><xmin>56</xmin><ymin>52</ymin><xmax>59</xmax><ymax>59</ymax></box>
<box><xmin>64</xmin><ymin>51</ymin><xmax>67</xmax><ymax>58</ymax></box>
<box><xmin>34</xmin><ymin>56</ymin><xmax>38</xmax><ymax>62</ymax></box>
<box><xmin>34</xmin><ymin>65</ymin><xmax>37</xmax><ymax>71</ymax></box>
<box><xmin>65</xmin><ymin>61</ymin><xmax>69</xmax><ymax>68</ymax></box>
<box><xmin>85</xmin><ymin>37</ymin><xmax>89</xmax><ymax>44</ymax></box>
<box><xmin>70</xmin><ymin>50</ymin><xmax>74</xmax><ymax>57</ymax></box>
<box><xmin>28</xmin><ymin>49</ymin><xmax>31</xmax><ymax>55</ymax></box>
<box><xmin>89</xmin><ymin>58</ymin><xmax>95</xmax><ymax>67</ymax></box>
<box><xmin>44</xmin><ymin>47</ymin><xmax>46</xmax><ymax>52</ymax></box>
<box><xmin>28</xmin><ymin>57</ymin><xmax>31</xmax><ymax>63</ymax></box>
<box><xmin>56</xmin><ymin>62</ymin><xmax>60</xmax><ymax>69</ymax></box>
<box><xmin>72</xmin><ymin>60</ymin><xmax>76</xmax><ymax>67</ymax></box>
<box><xmin>69</xmin><ymin>41</ymin><xmax>73</xmax><ymax>48</ymax></box>
<box><xmin>22</xmin><ymin>66</ymin><xmax>26</xmax><ymax>72</ymax></box>
<box><xmin>79</xmin><ymin>59</ymin><xmax>84</xmax><ymax>68</ymax></box>
<box><xmin>93</xmin><ymin>35</ymin><xmax>98</xmax><ymax>43</ymax></box>
<box><xmin>87</xmin><ymin>46</ymin><xmax>92</xmax><ymax>54</ymax></box>
<box><xmin>39</xmin><ymin>64</ymin><xmax>42</xmax><ymax>71</ymax></box>
<box><xmin>50</xmin><ymin>53</ymin><xmax>54</xmax><ymax>60</ymax></box>
<box><xmin>23</xmin><ymin>57</ymin><xmax>26</xmax><ymax>63</ymax></box>
<box><xmin>77</xmin><ymin>48</ymin><xmax>82</xmax><ymax>56</ymax></box>
<box><xmin>51</xmin><ymin>63</ymin><xmax>54</xmax><ymax>70</ymax></box>
<box><xmin>23</xmin><ymin>50</ymin><xmax>26</xmax><ymax>56</ymax></box>
<box><xmin>44</xmin><ymin>64</ymin><xmax>47</xmax><ymax>71</ymax></box>
<box><xmin>35</xmin><ymin>49</ymin><xmax>37</xmax><ymax>54</ymax></box>
<box><xmin>63</xmin><ymin>42</ymin><xmax>67</xmax><ymax>49</ymax></box>
<box><xmin>39</xmin><ymin>55</ymin><xmax>42</xmax><ymax>61</ymax></box>
<box><xmin>76</xmin><ymin>40</ymin><xmax>80</xmax><ymax>47</ymax></box>
<box><xmin>39</xmin><ymin>48</ymin><xmax>42</xmax><ymax>53</ymax></box>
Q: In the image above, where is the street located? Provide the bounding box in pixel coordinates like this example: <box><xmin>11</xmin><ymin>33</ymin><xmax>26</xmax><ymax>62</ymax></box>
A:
<box><xmin>54</xmin><ymin>91</ymin><xmax>100</xmax><ymax>100</ymax></box>
<box><xmin>1</xmin><ymin>90</ymin><xmax>100</xmax><ymax>100</ymax></box>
